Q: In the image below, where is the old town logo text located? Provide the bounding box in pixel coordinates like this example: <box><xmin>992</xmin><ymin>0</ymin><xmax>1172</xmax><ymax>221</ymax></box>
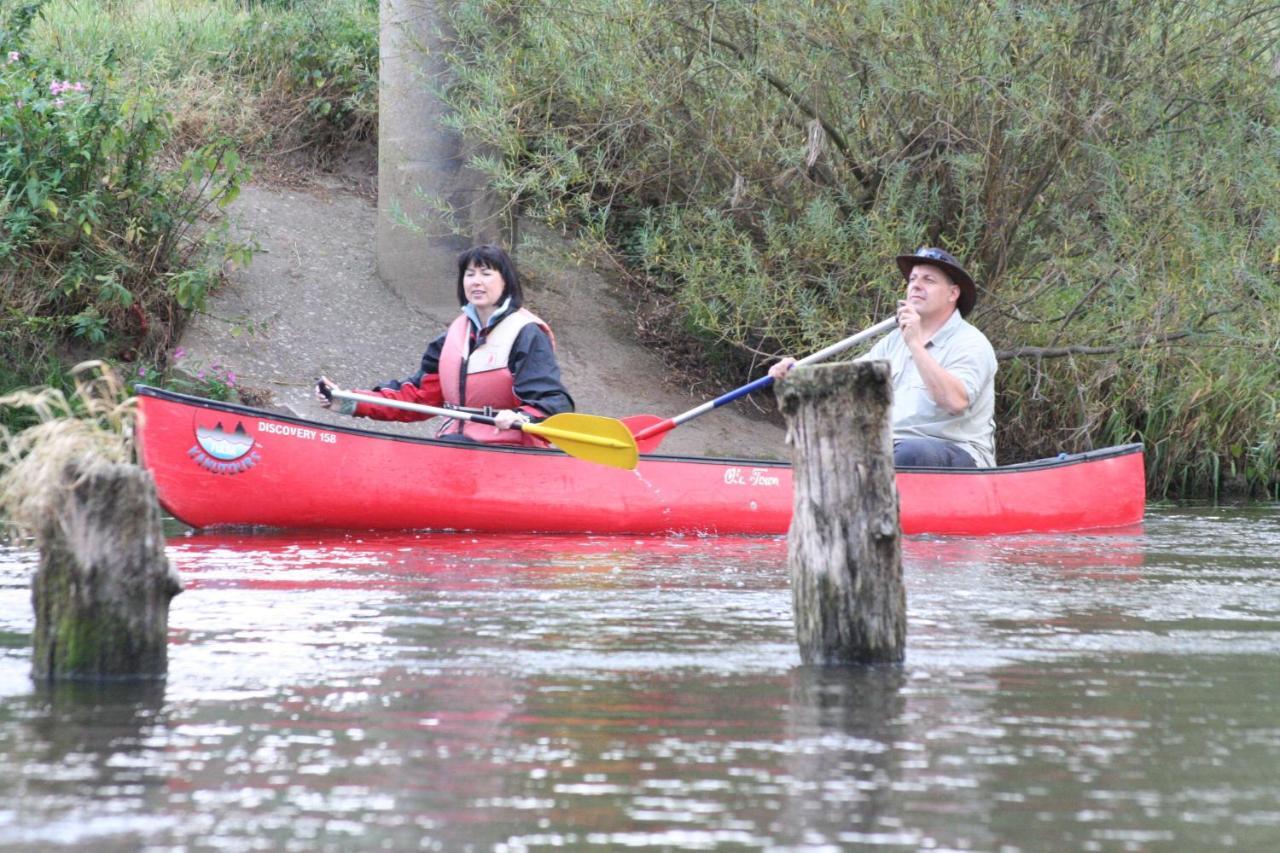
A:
<box><xmin>723</xmin><ymin>467</ymin><xmax>782</xmax><ymax>487</ymax></box>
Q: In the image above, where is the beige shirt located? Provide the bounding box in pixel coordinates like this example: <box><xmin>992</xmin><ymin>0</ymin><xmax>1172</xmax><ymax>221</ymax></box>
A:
<box><xmin>862</xmin><ymin>311</ymin><xmax>997</xmax><ymax>466</ymax></box>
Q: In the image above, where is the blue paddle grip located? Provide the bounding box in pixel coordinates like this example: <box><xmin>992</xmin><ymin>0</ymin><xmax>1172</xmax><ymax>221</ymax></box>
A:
<box><xmin>709</xmin><ymin>375</ymin><xmax>775</xmax><ymax>409</ymax></box>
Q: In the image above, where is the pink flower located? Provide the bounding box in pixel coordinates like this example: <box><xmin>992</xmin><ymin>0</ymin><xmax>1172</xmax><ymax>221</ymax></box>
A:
<box><xmin>47</xmin><ymin>80</ymin><xmax>83</xmax><ymax>97</ymax></box>
<box><xmin>138</xmin><ymin>366</ymin><xmax>146</xmax><ymax>377</ymax></box>
<box><xmin>172</xmin><ymin>347</ymin><xmax>186</xmax><ymax>361</ymax></box>
<box><xmin>226</xmin><ymin>372</ymin><xmax>236</xmax><ymax>387</ymax></box>
<box><xmin>6</xmin><ymin>51</ymin><xmax>19</xmax><ymax>64</ymax></box>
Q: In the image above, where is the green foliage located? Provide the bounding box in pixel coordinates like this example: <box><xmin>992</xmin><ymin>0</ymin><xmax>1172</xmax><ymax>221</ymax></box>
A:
<box><xmin>3</xmin><ymin>0</ymin><xmax>369</xmax><ymax>430</ymax></box>
<box><xmin>20</xmin><ymin>0</ymin><xmax>376</xmax><ymax>162</ymax></box>
<box><xmin>229</xmin><ymin>0</ymin><xmax>378</xmax><ymax>157</ymax></box>
<box><xmin>1</xmin><ymin>2</ymin><xmax>251</xmax><ymax>391</ymax></box>
<box><xmin>443</xmin><ymin>0</ymin><xmax>1280</xmax><ymax>499</ymax></box>
<box><xmin>23</xmin><ymin>0</ymin><xmax>244</xmax><ymax>83</ymax></box>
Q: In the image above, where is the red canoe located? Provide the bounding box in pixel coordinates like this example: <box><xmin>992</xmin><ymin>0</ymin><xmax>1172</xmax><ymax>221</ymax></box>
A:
<box><xmin>135</xmin><ymin>386</ymin><xmax>1146</xmax><ymax>536</ymax></box>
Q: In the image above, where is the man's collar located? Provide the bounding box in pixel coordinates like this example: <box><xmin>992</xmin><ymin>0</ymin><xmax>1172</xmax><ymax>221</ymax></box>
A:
<box><xmin>924</xmin><ymin>308</ymin><xmax>965</xmax><ymax>347</ymax></box>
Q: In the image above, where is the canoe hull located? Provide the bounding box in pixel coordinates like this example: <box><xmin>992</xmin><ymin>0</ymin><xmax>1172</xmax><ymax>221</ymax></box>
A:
<box><xmin>136</xmin><ymin>387</ymin><xmax>1145</xmax><ymax>535</ymax></box>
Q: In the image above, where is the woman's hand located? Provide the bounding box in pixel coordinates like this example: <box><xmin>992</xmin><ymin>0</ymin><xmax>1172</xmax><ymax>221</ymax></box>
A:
<box><xmin>315</xmin><ymin>376</ymin><xmax>341</xmax><ymax>407</ymax></box>
<box><xmin>494</xmin><ymin>409</ymin><xmax>532</xmax><ymax>431</ymax></box>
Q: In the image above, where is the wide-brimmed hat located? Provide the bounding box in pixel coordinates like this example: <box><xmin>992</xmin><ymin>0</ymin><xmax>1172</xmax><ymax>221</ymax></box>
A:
<box><xmin>895</xmin><ymin>247</ymin><xmax>976</xmax><ymax>316</ymax></box>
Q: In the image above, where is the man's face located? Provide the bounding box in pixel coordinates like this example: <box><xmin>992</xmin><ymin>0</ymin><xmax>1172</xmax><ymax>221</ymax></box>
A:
<box><xmin>905</xmin><ymin>264</ymin><xmax>959</xmax><ymax>317</ymax></box>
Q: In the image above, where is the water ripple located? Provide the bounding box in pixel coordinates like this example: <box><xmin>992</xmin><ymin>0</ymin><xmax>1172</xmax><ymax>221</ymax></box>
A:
<box><xmin>0</xmin><ymin>509</ymin><xmax>1277</xmax><ymax>849</ymax></box>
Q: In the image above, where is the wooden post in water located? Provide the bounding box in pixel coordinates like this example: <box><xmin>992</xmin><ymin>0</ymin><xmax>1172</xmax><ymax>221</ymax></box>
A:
<box><xmin>31</xmin><ymin>460</ymin><xmax>182</xmax><ymax>681</ymax></box>
<box><xmin>776</xmin><ymin>360</ymin><xmax>905</xmax><ymax>665</ymax></box>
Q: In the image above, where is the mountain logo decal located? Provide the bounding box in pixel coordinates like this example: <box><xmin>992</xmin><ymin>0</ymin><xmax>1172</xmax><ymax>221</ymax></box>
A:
<box><xmin>189</xmin><ymin>418</ymin><xmax>260</xmax><ymax>474</ymax></box>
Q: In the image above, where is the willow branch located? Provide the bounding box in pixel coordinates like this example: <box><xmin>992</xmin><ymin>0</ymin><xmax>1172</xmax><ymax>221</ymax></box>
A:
<box><xmin>676</xmin><ymin>21</ymin><xmax>869</xmax><ymax>188</ymax></box>
<box><xmin>999</xmin><ymin>306</ymin><xmax>1239</xmax><ymax>359</ymax></box>
<box><xmin>996</xmin><ymin>334</ymin><xmax>1189</xmax><ymax>360</ymax></box>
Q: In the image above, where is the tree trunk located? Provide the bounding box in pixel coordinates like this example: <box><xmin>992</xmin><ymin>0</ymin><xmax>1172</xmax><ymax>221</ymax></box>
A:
<box><xmin>776</xmin><ymin>360</ymin><xmax>905</xmax><ymax>665</ymax></box>
<box><xmin>31</xmin><ymin>461</ymin><xmax>182</xmax><ymax>681</ymax></box>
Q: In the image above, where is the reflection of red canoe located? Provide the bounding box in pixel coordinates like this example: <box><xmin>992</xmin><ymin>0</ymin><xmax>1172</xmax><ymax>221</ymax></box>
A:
<box><xmin>168</xmin><ymin>531</ymin><xmax>790</xmax><ymax>592</ymax></box>
<box><xmin>136</xmin><ymin>387</ymin><xmax>1145</xmax><ymax>536</ymax></box>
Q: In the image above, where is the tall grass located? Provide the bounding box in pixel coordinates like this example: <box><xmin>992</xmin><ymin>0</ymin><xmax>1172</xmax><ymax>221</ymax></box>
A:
<box><xmin>3</xmin><ymin>1</ymin><xmax>251</xmax><ymax>403</ymax></box>
<box><xmin>26</xmin><ymin>0</ymin><xmax>263</xmax><ymax>147</ymax></box>
<box><xmin>28</xmin><ymin>0</ymin><xmax>248</xmax><ymax>80</ymax></box>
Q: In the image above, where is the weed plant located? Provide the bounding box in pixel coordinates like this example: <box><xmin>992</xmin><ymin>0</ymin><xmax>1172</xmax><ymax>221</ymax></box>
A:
<box><xmin>229</xmin><ymin>0</ymin><xmax>378</xmax><ymax>161</ymax></box>
<box><xmin>24</xmin><ymin>0</ymin><xmax>377</xmax><ymax>162</ymax></box>
<box><xmin>2</xmin><ymin>3</ymin><xmax>251</xmax><ymax>411</ymax></box>
<box><xmin>133</xmin><ymin>347</ymin><xmax>240</xmax><ymax>402</ymax></box>
<box><xmin>2</xmin><ymin>0</ymin><xmax>374</xmax><ymax>426</ymax></box>
<box><xmin>442</xmin><ymin>0</ymin><xmax>1280</xmax><ymax>499</ymax></box>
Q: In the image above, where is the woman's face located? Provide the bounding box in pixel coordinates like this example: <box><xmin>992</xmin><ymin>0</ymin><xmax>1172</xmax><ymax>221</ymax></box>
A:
<box><xmin>463</xmin><ymin>262</ymin><xmax>506</xmax><ymax>314</ymax></box>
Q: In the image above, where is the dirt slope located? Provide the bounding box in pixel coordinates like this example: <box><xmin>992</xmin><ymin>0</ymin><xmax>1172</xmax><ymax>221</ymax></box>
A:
<box><xmin>178</xmin><ymin>179</ymin><xmax>786</xmax><ymax>460</ymax></box>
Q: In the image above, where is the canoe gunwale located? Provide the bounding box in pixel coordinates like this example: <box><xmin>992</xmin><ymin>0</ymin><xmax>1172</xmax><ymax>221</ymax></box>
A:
<box><xmin>135</xmin><ymin>385</ymin><xmax>1142</xmax><ymax>474</ymax></box>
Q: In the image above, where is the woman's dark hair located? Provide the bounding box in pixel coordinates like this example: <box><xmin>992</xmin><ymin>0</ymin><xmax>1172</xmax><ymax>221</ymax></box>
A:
<box><xmin>455</xmin><ymin>245</ymin><xmax>522</xmax><ymax>310</ymax></box>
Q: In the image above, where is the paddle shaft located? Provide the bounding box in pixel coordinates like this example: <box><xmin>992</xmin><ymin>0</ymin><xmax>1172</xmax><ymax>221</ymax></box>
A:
<box><xmin>631</xmin><ymin>315</ymin><xmax>898</xmax><ymax>441</ymax></box>
<box><xmin>332</xmin><ymin>390</ymin><xmax>633</xmax><ymax>450</ymax></box>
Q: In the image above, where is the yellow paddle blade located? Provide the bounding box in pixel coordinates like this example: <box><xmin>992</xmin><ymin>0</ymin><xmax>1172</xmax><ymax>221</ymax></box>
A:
<box><xmin>524</xmin><ymin>412</ymin><xmax>639</xmax><ymax>470</ymax></box>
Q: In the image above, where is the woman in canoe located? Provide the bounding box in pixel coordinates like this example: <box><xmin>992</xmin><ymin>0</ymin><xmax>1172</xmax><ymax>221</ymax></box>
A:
<box><xmin>316</xmin><ymin>244</ymin><xmax>574</xmax><ymax>446</ymax></box>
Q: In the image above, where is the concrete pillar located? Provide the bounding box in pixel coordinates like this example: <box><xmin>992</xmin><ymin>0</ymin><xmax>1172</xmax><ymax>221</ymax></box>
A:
<box><xmin>377</xmin><ymin>0</ymin><xmax>509</xmax><ymax>313</ymax></box>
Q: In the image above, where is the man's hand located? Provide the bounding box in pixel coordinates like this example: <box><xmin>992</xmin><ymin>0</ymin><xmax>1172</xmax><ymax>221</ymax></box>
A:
<box><xmin>896</xmin><ymin>300</ymin><xmax>924</xmax><ymax>349</ymax></box>
<box><xmin>767</xmin><ymin>357</ymin><xmax>798</xmax><ymax>381</ymax></box>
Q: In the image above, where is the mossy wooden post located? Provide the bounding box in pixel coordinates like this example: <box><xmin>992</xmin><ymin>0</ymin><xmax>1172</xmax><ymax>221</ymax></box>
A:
<box><xmin>776</xmin><ymin>360</ymin><xmax>905</xmax><ymax>665</ymax></box>
<box><xmin>31</xmin><ymin>460</ymin><xmax>182</xmax><ymax>681</ymax></box>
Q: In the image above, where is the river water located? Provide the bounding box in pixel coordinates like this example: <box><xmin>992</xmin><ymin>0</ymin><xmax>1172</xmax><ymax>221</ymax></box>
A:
<box><xmin>1</xmin><ymin>505</ymin><xmax>1277</xmax><ymax>851</ymax></box>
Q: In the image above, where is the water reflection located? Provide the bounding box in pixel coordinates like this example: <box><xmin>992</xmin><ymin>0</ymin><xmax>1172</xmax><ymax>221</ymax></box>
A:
<box><xmin>0</xmin><ymin>509</ymin><xmax>1277</xmax><ymax>849</ymax></box>
<box><xmin>2</xmin><ymin>681</ymin><xmax>173</xmax><ymax>847</ymax></box>
<box><xmin>976</xmin><ymin>654</ymin><xmax>1280</xmax><ymax>850</ymax></box>
<box><xmin>905</xmin><ymin>524</ymin><xmax>1146</xmax><ymax>576</ymax></box>
<box><xmin>782</xmin><ymin>666</ymin><xmax>913</xmax><ymax>846</ymax></box>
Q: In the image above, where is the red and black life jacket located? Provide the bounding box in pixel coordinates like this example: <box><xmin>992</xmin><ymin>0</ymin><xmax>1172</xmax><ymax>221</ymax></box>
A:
<box><xmin>436</xmin><ymin>308</ymin><xmax>555</xmax><ymax>446</ymax></box>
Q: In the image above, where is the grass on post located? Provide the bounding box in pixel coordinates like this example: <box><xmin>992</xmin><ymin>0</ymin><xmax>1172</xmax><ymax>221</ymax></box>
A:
<box><xmin>0</xmin><ymin>362</ymin><xmax>135</xmax><ymax>543</ymax></box>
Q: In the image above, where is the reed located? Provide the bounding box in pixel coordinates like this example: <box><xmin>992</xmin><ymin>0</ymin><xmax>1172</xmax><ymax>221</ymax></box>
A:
<box><xmin>0</xmin><ymin>361</ymin><xmax>134</xmax><ymax>542</ymax></box>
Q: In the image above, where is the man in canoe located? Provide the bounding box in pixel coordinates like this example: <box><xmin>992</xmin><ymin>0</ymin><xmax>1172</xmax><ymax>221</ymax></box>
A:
<box><xmin>769</xmin><ymin>246</ymin><xmax>996</xmax><ymax>467</ymax></box>
<box><xmin>316</xmin><ymin>244</ymin><xmax>574</xmax><ymax>446</ymax></box>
